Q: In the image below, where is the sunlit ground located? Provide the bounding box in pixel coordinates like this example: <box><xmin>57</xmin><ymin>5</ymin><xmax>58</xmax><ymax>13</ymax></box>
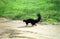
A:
<box><xmin>0</xmin><ymin>18</ymin><xmax>60</xmax><ymax>39</ymax></box>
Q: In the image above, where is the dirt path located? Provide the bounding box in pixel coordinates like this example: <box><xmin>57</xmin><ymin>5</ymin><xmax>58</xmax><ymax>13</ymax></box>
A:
<box><xmin>0</xmin><ymin>20</ymin><xmax>60</xmax><ymax>39</ymax></box>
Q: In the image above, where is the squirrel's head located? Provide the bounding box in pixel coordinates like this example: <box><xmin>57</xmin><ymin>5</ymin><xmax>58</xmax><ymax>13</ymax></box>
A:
<box><xmin>23</xmin><ymin>20</ymin><xmax>26</xmax><ymax>22</ymax></box>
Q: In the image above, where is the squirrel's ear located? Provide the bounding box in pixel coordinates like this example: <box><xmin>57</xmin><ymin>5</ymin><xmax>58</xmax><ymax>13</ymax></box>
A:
<box><xmin>23</xmin><ymin>20</ymin><xmax>25</xmax><ymax>21</ymax></box>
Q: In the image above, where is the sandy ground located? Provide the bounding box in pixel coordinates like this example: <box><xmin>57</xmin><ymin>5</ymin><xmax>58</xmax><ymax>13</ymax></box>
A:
<box><xmin>0</xmin><ymin>18</ymin><xmax>60</xmax><ymax>39</ymax></box>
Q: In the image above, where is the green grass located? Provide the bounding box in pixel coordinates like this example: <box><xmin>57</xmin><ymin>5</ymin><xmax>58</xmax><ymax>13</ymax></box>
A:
<box><xmin>0</xmin><ymin>0</ymin><xmax>60</xmax><ymax>23</ymax></box>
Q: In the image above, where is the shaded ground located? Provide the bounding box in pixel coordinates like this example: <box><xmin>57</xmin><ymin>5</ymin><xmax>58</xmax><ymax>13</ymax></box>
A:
<box><xmin>0</xmin><ymin>18</ymin><xmax>60</xmax><ymax>39</ymax></box>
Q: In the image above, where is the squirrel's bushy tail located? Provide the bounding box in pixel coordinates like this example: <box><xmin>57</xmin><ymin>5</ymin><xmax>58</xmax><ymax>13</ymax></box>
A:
<box><xmin>36</xmin><ymin>13</ymin><xmax>41</xmax><ymax>22</ymax></box>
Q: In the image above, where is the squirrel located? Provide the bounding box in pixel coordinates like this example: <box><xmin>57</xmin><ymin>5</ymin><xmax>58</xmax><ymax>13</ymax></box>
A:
<box><xmin>23</xmin><ymin>13</ymin><xmax>41</xmax><ymax>26</ymax></box>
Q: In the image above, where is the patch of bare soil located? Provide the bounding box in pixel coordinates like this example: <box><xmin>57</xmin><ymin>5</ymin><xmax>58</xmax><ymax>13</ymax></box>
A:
<box><xmin>0</xmin><ymin>18</ymin><xmax>60</xmax><ymax>39</ymax></box>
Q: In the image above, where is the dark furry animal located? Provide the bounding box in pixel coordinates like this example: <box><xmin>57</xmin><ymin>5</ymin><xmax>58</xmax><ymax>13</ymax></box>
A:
<box><xmin>23</xmin><ymin>13</ymin><xmax>41</xmax><ymax>26</ymax></box>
